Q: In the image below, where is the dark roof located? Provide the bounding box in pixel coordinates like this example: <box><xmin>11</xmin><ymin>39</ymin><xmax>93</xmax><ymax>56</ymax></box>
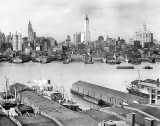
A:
<box><xmin>143</xmin><ymin>79</ymin><xmax>159</xmax><ymax>85</ymax></box>
<box><xmin>16</xmin><ymin>113</ymin><xmax>59</xmax><ymax>126</ymax></box>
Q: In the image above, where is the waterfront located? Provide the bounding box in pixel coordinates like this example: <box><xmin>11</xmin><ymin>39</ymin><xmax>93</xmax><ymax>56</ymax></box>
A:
<box><xmin>0</xmin><ymin>61</ymin><xmax>160</xmax><ymax>109</ymax></box>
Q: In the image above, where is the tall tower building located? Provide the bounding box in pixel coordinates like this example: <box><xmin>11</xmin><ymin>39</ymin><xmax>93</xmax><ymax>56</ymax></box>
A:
<box><xmin>134</xmin><ymin>23</ymin><xmax>153</xmax><ymax>48</ymax></box>
<box><xmin>28</xmin><ymin>20</ymin><xmax>36</xmax><ymax>49</ymax></box>
<box><xmin>12</xmin><ymin>32</ymin><xmax>22</xmax><ymax>51</ymax></box>
<box><xmin>84</xmin><ymin>14</ymin><xmax>90</xmax><ymax>45</ymax></box>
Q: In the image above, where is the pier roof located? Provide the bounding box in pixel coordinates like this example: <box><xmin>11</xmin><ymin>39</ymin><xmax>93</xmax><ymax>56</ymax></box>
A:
<box><xmin>19</xmin><ymin>89</ymin><xmax>97</xmax><ymax>126</ymax></box>
<box><xmin>16</xmin><ymin>113</ymin><xmax>59</xmax><ymax>126</ymax></box>
<box><xmin>73</xmin><ymin>80</ymin><xmax>147</xmax><ymax>103</ymax></box>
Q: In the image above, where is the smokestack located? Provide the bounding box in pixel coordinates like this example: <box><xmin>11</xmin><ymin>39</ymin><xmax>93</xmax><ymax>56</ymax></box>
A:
<box><xmin>48</xmin><ymin>80</ymin><xmax>51</xmax><ymax>84</ymax></box>
<box><xmin>144</xmin><ymin>117</ymin><xmax>154</xmax><ymax>126</ymax></box>
<box><xmin>126</xmin><ymin>113</ymin><xmax>135</xmax><ymax>126</ymax></box>
<box><xmin>157</xmin><ymin>78</ymin><xmax>159</xmax><ymax>87</ymax></box>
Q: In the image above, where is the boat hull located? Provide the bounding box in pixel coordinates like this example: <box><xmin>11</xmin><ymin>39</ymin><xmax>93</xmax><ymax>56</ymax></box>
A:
<box><xmin>126</xmin><ymin>88</ymin><xmax>149</xmax><ymax>98</ymax></box>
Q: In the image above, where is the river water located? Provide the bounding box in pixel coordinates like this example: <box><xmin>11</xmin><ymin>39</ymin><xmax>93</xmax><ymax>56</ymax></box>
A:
<box><xmin>0</xmin><ymin>61</ymin><xmax>160</xmax><ymax>109</ymax></box>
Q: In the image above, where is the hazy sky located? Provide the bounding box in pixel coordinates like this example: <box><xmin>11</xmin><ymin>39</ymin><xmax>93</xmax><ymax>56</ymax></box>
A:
<box><xmin>0</xmin><ymin>0</ymin><xmax>160</xmax><ymax>42</ymax></box>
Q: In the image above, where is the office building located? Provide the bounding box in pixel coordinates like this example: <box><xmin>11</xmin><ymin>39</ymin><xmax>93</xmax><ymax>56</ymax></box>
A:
<box><xmin>98</xmin><ymin>36</ymin><xmax>104</xmax><ymax>42</ymax></box>
<box><xmin>73</xmin><ymin>32</ymin><xmax>81</xmax><ymax>46</ymax></box>
<box><xmin>12</xmin><ymin>32</ymin><xmax>22</xmax><ymax>51</ymax></box>
<box><xmin>134</xmin><ymin>23</ymin><xmax>153</xmax><ymax>48</ymax></box>
<box><xmin>84</xmin><ymin>15</ymin><xmax>90</xmax><ymax>45</ymax></box>
<box><xmin>0</xmin><ymin>31</ymin><xmax>5</xmax><ymax>51</ymax></box>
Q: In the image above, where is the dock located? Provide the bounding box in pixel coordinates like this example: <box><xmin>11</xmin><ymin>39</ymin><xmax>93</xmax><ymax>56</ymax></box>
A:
<box><xmin>70</xmin><ymin>80</ymin><xmax>149</xmax><ymax>106</ymax></box>
<box><xmin>11</xmin><ymin>83</ymin><xmax>98</xmax><ymax>126</ymax></box>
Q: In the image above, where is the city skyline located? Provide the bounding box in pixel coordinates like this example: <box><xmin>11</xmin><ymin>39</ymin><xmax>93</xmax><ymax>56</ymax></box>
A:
<box><xmin>0</xmin><ymin>0</ymin><xmax>160</xmax><ymax>42</ymax></box>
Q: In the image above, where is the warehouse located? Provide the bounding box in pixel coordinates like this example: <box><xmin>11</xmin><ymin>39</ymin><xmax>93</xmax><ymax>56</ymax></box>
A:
<box><xmin>13</xmin><ymin>83</ymin><xmax>98</xmax><ymax>126</ymax></box>
<box><xmin>71</xmin><ymin>80</ymin><xmax>149</xmax><ymax>106</ymax></box>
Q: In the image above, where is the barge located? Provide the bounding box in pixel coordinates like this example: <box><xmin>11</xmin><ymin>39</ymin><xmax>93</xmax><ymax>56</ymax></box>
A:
<box><xmin>117</xmin><ymin>66</ymin><xmax>134</xmax><ymax>69</ymax></box>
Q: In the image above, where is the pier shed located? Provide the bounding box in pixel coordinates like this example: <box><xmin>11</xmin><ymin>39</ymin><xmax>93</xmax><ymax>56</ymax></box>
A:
<box><xmin>15</xmin><ymin>83</ymin><xmax>98</xmax><ymax>126</ymax></box>
<box><xmin>71</xmin><ymin>81</ymin><xmax>149</xmax><ymax>106</ymax></box>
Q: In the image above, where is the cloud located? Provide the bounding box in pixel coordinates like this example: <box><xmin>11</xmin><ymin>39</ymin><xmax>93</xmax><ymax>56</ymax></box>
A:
<box><xmin>0</xmin><ymin>0</ymin><xmax>160</xmax><ymax>41</ymax></box>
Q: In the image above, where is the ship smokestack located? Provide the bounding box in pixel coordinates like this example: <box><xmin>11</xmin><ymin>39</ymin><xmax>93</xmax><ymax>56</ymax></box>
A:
<box><xmin>157</xmin><ymin>78</ymin><xmax>159</xmax><ymax>87</ymax></box>
<box><xmin>48</xmin><ymin>80</ymin><xmax>51</xmax><ymax>84</ymax></box>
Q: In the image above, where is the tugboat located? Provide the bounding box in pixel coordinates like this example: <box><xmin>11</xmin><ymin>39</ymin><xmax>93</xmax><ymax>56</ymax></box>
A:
<box><xmin>143</xmin><ymin>65</ymin><xmax>153</xmax><ymax>69</ymax></box>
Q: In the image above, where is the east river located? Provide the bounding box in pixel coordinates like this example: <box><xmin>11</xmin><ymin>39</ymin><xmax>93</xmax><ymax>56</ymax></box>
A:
<box><xmin>0</xmin><ymin>61</ymin><xmax>160</xmax><ymax>109</ymax></box>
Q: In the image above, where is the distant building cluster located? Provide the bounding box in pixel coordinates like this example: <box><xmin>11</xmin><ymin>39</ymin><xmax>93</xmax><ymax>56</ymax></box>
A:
<box><xmin>0</xmin><ymin>14</ymin><xmax>160</xmax><ymax>58</ymax></box>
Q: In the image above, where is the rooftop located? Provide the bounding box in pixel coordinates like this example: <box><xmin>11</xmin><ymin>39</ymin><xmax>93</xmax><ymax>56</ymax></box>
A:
<box><xmin>73</xmin><ymin>80</ymin><xmax>147</xmax><ymax>103</ymax></box>
<box><xmin>19</xmin><ymin>89</ymin><xmax>97</xmax><ymax>126</ymax></box>
<box><xmin>16</xmin><ymin>113</ymin><xmax>58</xmax><ymax>126</ymax></box>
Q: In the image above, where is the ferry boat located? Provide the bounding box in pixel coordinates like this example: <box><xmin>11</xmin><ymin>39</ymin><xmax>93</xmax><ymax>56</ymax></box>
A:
<box><xmin>32</xmin><ymin>57</ymin><xmax>42</xmax><ymax>63</ymax></box>
<box><xmin>126</xmin><ymin>80</ymin><xmax>150</xmax><ymax>98</ymax></box>
<box><xmin>130</xmin><ymin>59</ymin><xmax>141</xmax><ymax>65</ymax></box>
<box><xmin>12</xmin><ymin>55</ymin><xmax>31</xmax><ymax>63</ymax></box>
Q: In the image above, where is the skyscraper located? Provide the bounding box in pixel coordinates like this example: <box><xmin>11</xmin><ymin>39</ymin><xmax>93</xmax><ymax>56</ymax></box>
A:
<box><xmin>134</xmin><ymin>23</ymin><xmax>153</xmax><ymax>48</ymax></box>
<box><xmin>84</xmin><ymin>14</ymin><xmax>90</xmax><ymax>45</ymax></box>
<box><xmin>12</xmin><ymin>32</ymin><xmax>22</xmax><ymax>51</ymax></box>
<box><xmin>28</xmin><ymin>20</ymin><xmax>36</xmax><ymax>44</ymax></box>
<box><xmin>0</xmin><ymin>31</ymin><xmax>5</xmax><ymax>51</ymax></box>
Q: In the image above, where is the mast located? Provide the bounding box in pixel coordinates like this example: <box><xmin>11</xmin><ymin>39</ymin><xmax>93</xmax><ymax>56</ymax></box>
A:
<box><xmin>138</xmin><ymin>70</ymin><xmax>141</xmax><ymax>81</ymax></box>
<box><xmin>14</xmin><ymin>82</ymin><xmax>16</xmax><ymax>100</ymax></box>
<box><xmin>5</xmin><ymin>76</ymin><xmax>8</xmax><ymax>101</ymax></box>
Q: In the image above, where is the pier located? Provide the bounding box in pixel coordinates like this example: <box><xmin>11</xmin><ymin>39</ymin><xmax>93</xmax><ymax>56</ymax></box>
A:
<box><xmin>71</xmin><ymin>80</ymin><xmax>149</xmax><ymax>106</ymax></box>
<box><xmin>11</xmin><ymin>83</ymin><xmax>98</xmax><ymax>126</ymax></box>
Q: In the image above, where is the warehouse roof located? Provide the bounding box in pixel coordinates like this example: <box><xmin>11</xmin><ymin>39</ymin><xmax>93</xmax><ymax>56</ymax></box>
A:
<box><xmin>19</xmin><ymin>89</ymin><xmax>97</xmax><ymax>126</ymax></box>
<box><xmin>73</xmin><ymin>80</ymin><xmax>147</xmax><ymax>103</ymax></box>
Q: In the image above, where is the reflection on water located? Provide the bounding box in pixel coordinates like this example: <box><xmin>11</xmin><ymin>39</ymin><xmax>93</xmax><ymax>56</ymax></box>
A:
<box><xmin>0</xmin><ymin>61</ymin><xmax>160</xmax><ymax>109</ymax></box>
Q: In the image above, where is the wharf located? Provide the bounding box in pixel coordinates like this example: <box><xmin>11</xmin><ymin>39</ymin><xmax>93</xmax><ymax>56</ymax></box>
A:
<box><xmin>71</xmin><ymin>81</ymin><xmax>149</xmax><ymax>106</ymax></box>
<box><xmin>12</xmin><ymin>83</ymin><xmax>98</xmax><ymax>126</ymax></box>
<box><xmin>15</xmin><ymin>113</ymin><xmax>59</xmax><ymax>126</ymax></box>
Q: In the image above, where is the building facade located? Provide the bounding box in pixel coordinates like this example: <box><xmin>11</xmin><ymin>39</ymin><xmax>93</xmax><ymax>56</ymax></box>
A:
<box><xmin>134</xmin><ymin>23</ymin><xmax>153</xmax><ymax>48</ymax></box>
<box><xmin>12</xmin><ymin>32</ymin><xmax>22</xmax><ymax>51</ymax></box>
<box><xmin>0</xmin><ymin>31</ymin><xmax>5</xmax><ymax>51</ymax></box>
<box><xmin>73</xmin><ymin>32</ymin><xmax>81</xmax><ymax>46</ymax></box>
<box><xmin>84</xmin><ymin>15</ymin><xmax>90</xmax><ymax>45</ymax></box>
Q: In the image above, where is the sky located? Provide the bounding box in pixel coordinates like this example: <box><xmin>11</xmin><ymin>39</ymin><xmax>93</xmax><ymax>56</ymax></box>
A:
<box><xmin>0</xmin><ymin>0</ymin><xmax>160</xmax><ymax>42</ymax></box>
